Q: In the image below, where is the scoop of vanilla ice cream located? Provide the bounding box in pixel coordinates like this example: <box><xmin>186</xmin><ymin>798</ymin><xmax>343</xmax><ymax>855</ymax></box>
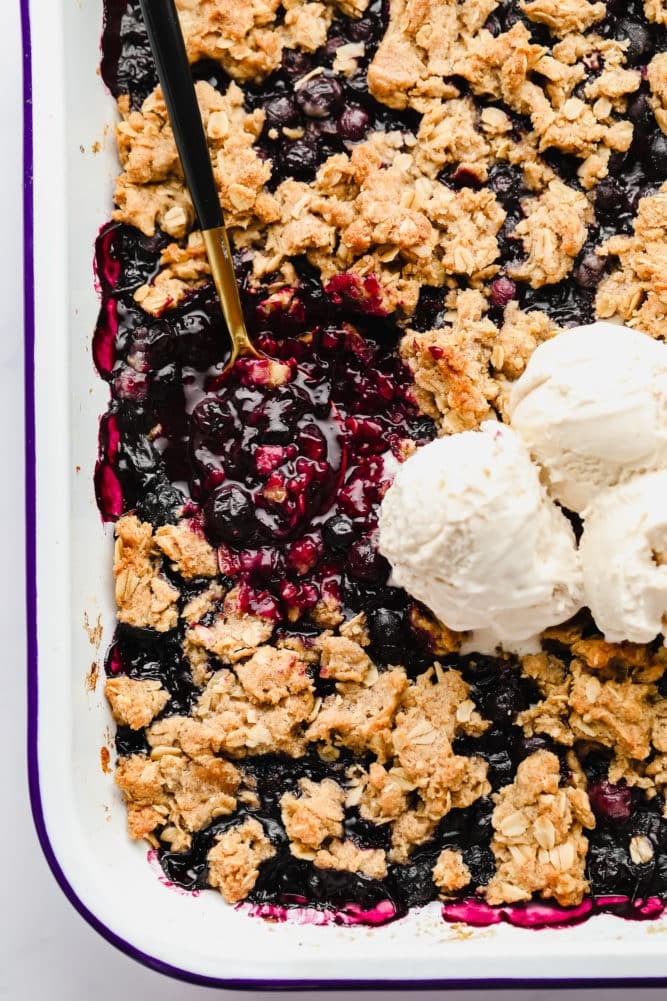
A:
<box><xmin>508</xmin><ymin>323</ymin><xmax>667</xmax><ymax>513</ymax></box>
<box><xmin>580</xmin><ymin>470</ymin><xmax>667</xmax><ymax>644</ymax></box>
<box><xmin>378</xmin><ymin>422</ymin><xmax>583</xmax><ymax>652</ymax></box>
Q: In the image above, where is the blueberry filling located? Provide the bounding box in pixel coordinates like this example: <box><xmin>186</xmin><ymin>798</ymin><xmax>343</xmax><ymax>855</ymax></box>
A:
<box><xmin>98</xmin><ymin>0</ymin><xmax>667</xmax><ymax>926</ymax></box>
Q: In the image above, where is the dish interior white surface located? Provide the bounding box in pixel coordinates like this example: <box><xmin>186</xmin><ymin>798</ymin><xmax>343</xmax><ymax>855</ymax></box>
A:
<box><xmin>28</xmin><ymin>0</ymin><xmax>667</xmax><ymax>983</ymax></box>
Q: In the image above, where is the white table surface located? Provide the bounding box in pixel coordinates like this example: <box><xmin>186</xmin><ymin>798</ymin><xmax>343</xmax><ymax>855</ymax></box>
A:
<box><xmin>2</xmin><ymin>2</ymin><xmax>666</xmax><ymax>998</ymax></box>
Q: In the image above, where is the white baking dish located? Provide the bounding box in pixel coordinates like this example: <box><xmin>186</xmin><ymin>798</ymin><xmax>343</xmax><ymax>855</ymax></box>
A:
<box><xmin>23</xmin><ymin>0</ymin><xmax>667</xmax><ymax>986</ymax></box>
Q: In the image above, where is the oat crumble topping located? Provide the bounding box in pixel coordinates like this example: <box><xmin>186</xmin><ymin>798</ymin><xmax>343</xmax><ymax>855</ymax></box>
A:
<box><xmin>485</xmin><ymin>750</ymin><xmax>595</xmax><ymax>907</ymax></box>
<box><xmin>154</xmin><ymin>519</ymin><xmax>219</xmax><ymax>578</ymax></box>
<box><xmin>207</xmin><ymin>817</ymin><xmax>277</xmax><ymax>903</ymax></box>
<box><xmin>646</xmin><ymin>0</ymin><xmax>667</xmax><ymax>25</ymax></box>
<box><xmin>508</xmin><ymin>180</ymin><xmax>593</xmax><ymax>288</ymax></box>
<box><xmin>114</xmin><ymin>515</ymin><xmax>180</xmax><ymax>631</ymax></box>
<box><xmin>115</xmin><ymin>751</ymin><xmax>241</xmax><ymax>850</ymax></box>
<box><xmin>520</xmin><ymin>0</ymin><xmax>606</xmax><ymax>39</ymax></box>
<box><xmin>314</xmin><ymin>838</ymin><xmax>388</xmax><ymax>879</ymax></box>
<box><xmin>175</xmin><ymin>0</ymin><xmax>369</xmax><ymax>85</ymax></box>
<box><xmin>596</xmin><ymin>186</ymin><xmax>667</xmax><ymax>340</ymax></box>
<box><xmin>400</xmin><ymin>289</ymin><xmax>557</xmax><ymax>433</ymax></box>
<box><xmin>281</xmin><ymin>777</ymin><xmax>345</xmax><ymax>850</ymax></box>
<box><xmin>105</xmin><ymin>676</ymin><xmax>170</xmax><ymax>729</ymax></box>
<box><xmin>432</xmin><ymin>848</ymin><xmax>472</xmax><ymax>895</ymax></box>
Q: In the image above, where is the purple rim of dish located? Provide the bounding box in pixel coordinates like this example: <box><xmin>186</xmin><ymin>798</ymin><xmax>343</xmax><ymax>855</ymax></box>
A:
<box><xmin>18</xmin><ymin>0</ymin><xmax>667</xmax><ymax>988</ymax></box>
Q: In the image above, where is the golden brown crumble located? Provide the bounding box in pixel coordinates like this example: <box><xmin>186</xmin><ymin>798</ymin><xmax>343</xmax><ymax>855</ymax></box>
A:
<box><xmin>185</xmin><ymin>587</ymin><xmax>275</xmax><ymax>664</ymax></box>
<box><xmin>194</xmin><ymin>664</ymin><xmax>315</xmax><ymax>756</ymax></box>
<box><xmin>303</xmin><ymin>664</ymin><xmax>492</xmax><ymax>865</ymax></box>
<box><xmin>413</xmin><ymin>97</ymin><xmax>492</xmax><ymax>181</ymax></box>
<box><xmin>115</xmin><ymin>751</ymin><xmax>241</xmax><ymax>851</ymax></box>
<box><xmin>317</xmin><ymin>634</ymin><xmax>376</xmax><ymax>684</ymax></box>
<box><xmin>180</xmin><ymin>583</ymin><xmax>226</xmax><ymax>685</ymax></box>
<box><xmin>518</xmin><ymin>641</ymin><xmax>665</xmax><ymax>762</ymax></box>
<box><xmin>207</xmin><ymin>818</ymin><xmax>277</xmax><ymax>903</ymax></box>
<box><xmin>135</xmin><ymin>233</ymin><xmax>214</xmax><ymax>315</ymax></box>
<box><xmin>181</xmin><ymin>583</ymin><xmax>225</xmax><ymax>628</ymax></box>
<box><xmin>234</xmin><ymin>646</ymin><xmax>313</xmax><ymax>704</ymax></box>
<box><xmin>400</xmin><ymin>289</ymin><xmax>557</xmax><ymax>433</ymax></box>
<box><xmin>314</xmin><ymin>839</ymin><xmax>387</xmax><ymax>879</ymax></box>
<box><xmin>174</xmin><ymin>0</ymin><xmax>367</xmax><ymax>85</ymax></box>
<box><xmin>391</xmin><ymin>669</ymin><xmax>491</xmax><ymax>839</ymax></box>
<box><xmin>569</xmin><ymin>660</ymin><xmax>657</xmax><ymax>760</ymax></box>
<box><xmin>154</xmin><ymin>519</ymin><xmax>219</xmax><ymax>579</ymax></box>
<box><xmin>521</xmin><ymin>0</ymin><xmax>606</xmax><ymax>38</ymax></box>
<box><xmin>105</xmin><ymin>676</ymin><xmax>170</xmax><ymax>730</ymax></box>
<box><xmin>115</xmin><ymin>82</ymin><xmax>269</xmax><ymax>237</ymax></box>
<box><xmin>517</xmin><ymin>652</ymin><xmax>574</xmax><ymax>747</ymax></box>
<box><xmin>485</xmin><ymin>750</ymin><xmax>595</xmax><ymax>907</ymax></box>
<box><xmin>117</xmin><ymin>113</ymin><xmax>505</xmax><ymax>315</ymax></box>
<box><xmin>367</xmin><ymin>0</ymin><xmax>499</xmax><ymax>111</ymax></box>
<box><xmin>310</xmin><ymin>595</ymin><xmax>345</xmax><ymax>629</ymax></box>
<box><xmin>389</xmin><ymin>807</ymin><xmax>441</xmax><ymax>864</ymax></box>
<box><xmin>339</xmin><ymin>611</ymin><xmax>371</xmax><ymax>647</ymax></box>
<box><xmin>114</xmin><ymin>515</ymin><xmax>180</xmax><ymax>631</ymax></box>
<box><xmin>569</xmin><ymin>635</ymin><xmax>667</xmax><ymax>681</ymax></box>
<box><xmin>276</xmin><ymin>632</ymin><xmax>323</xmax><ymax>664</ymax></box>
<box><xmin>305</xmin><ymin>667</ymin><xmax>409</xmax><ymax>757</ymax></box>
<box><xmin>468</xmin><ymin>24</ymin><xmax>635</xmax><ymax>162</ymax></box>
<box><xmin>333</xmin><ymin>40</ymin><xmax>366</xmax><ymax>76</ymax></box>
<box><xmin>112</xmin><ymin>652</ymin><xmax>497</xmax><ymax>889</ymax></box>
<box><xmin>146</xmin><ymin>690</ymin><xmax>311</xmax><ymax>761</ymax></box>
<box><xmin>351</xmin><ymin>761</ymin><xmax>410</xmax><ymax>826</ymax></box>
<box><xmin>184</xmin><ymin>642</ymin><xmax>213</xmax><ymax>688</ymax></box>
<box><xmin>408</xmin><ymin>605</ymin><xmax>463</xmax><ymax>656</ymax></box>
<box><xmin>248</xmin><ymin>132</ymin><xmax>505</xmax><ymax>315</ymax></box>
<box><xmin>112</xmin><ymin>0</ymin><xmax>645</xmax><ymax>321</ymax></box>
<box><xmin>280</xmin><ymin>777</ymin><xmax>345</xmax><ymax>851</ymax></box>
<box><xmin>175</xmin><ymin>0</ymin><xmax>284</xmax><ymax>83</ymax></box>
<box><xmin>596</xmin><ymin>186</ymin><xmax>667</xmax><ymax>340</ymax></box>
<box><xmin>508</xmin><ymin>180</ymin><xmax>593</xmax><ymax>288</ymax></box>
<box><xmin>432</xmin><ymin>848</ymin><xmax>472</xmax><ymax>895</ymax></box>
<box><xmin>330</xmin><ymin>0</ymin><xmax>369</xmax><ymax>15</ymax></box>
<box><xmin>370</xmin><ymin>13</ymin><xmax>636</xmax><ymax>173</ymax></box>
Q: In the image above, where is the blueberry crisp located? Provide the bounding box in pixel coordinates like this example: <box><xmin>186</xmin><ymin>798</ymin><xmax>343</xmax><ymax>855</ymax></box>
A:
<box><xmin>97</xmin><ymin>0</ymin><xmax>667</xmax><ymax>924</ymax></box>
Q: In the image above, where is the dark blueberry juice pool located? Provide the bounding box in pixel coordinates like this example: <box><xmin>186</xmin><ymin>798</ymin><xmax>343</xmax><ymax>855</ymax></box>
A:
<box><xmin>96</xmin><ymin>0</ymin><xmax>667</xmax><ymax>928</ymax></box>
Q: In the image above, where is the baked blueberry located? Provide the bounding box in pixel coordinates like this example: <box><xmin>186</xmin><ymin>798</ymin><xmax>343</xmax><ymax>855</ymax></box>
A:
<box><xmin>204</xmin><ymin>484</ymin><xmax>256</xmax><ymax>546</ymax></box>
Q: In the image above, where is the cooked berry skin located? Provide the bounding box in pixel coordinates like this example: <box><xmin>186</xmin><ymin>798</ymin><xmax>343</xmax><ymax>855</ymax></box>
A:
<box><xmin>296</xmin><ymin>75</ymin><xmax>344</xmax><ymax>119</ymax></box>
<box><xmin>322</xmin><ymin>514</ymin><xmax>357</xmax><ymax>551</ymax></box>
<box><xmin>204</xmin><ymin>484</ymin><xmax>256</xmax><ymax>546</ymax></box>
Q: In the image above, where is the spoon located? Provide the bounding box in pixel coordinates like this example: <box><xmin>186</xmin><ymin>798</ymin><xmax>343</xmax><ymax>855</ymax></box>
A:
<box><xmin>138</xmin><ymin>0</ymin><xmax>258</xmax><ymax>369</ymax></box>
<box><xmin>137</xmin><ymin>0</ymin><xmax>348</xmax><ymax>519</ymax></box>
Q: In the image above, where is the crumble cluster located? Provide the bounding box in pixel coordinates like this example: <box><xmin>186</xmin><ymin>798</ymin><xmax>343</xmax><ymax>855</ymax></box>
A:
<box><xmin>399</xmin><ymin>289</ymin><xmax>558</xmax><ymax>433</ymax></box>
<box><xmin>596</xmin><ymin>184</ymin><xmax>667</xmax><ymax>342</ymax></box>
<box><xmin>370</xmin><ymin>10</ymin><xmax>637</xmax><ymax>171</ymax></box>
<box><xmin>485</xmin><ymin>749</ymin><xmax>595</xmax><ymax>908</ymax></box>
<box><xmin>175</xmin><ymin>0</ymin><xmax>369</xmax><ymax>84</ymax></box>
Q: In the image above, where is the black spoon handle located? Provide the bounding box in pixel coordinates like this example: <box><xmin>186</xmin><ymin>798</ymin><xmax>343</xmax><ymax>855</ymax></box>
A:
<box><xmin>138</xmin><ymin>0</ymin><xmax>222</xmax><ymax>231</ymax></box>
